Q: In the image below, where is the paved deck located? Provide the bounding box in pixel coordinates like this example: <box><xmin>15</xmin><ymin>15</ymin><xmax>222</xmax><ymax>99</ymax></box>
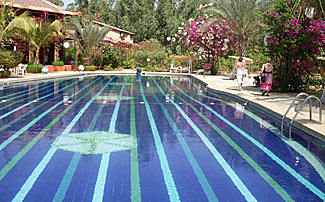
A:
<box><xmin>1</xmin><ymin>71</ymin><xmax>324</xmax><ymax>140</ymax></box>
<box><xmin>195</xmin><ymin>74</ymin><xmax>324</xmax><ymax>140</ymax></box>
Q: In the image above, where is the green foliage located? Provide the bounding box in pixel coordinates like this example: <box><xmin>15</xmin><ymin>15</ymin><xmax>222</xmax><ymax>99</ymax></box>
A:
<box><xmin>261</xmin><ymin>0</ymin><xmax>325</xmax><ymax>92</ymax></box>
<box><xmin>26</xmin><ymin>64</ymin><xmax>43</xmax><ymax>73</ymax></box>
<box><xmin>23</xmin><ymin>17</ymin><xmax>62</xmax><ymax>64</ymax></box>
<box><xmin>72</xmin><ymin>0</ymin><xmax>211</xmax><ymax>44</ymax></box>
<box><xmin>92</xmin><ymin>39</ymin><xmax>169</xmax><ymax>72</ymax></box>
<box><xmin>0</xmin><ymin>50</ymin><xmax>23</xmax><ymax>70</ymax></box>
<box><xmin>133</xmin><ymin>39</ymin><xmax>169</xmax><ymax>71</ymax></box>
<box><xmin>207</xmin><ymin>0</ymin><xmax>273</xmax><ymax>56</ymax></box>
<box><xmin>103</xmin><ymin>64</ymin><xmax>113</xmax><ymax>71</ymax></box>
<box><xmin>48</xmin><ymin>0</ymin><xmax>64</xmax><ymax>7</ymax></box>
<box><xmin>0</xmin><ymin>1</ymin><xmax>32</xmax><ymax>48</ymax></box>
<box><xmin>52</xmin><ymin>61</ymin><xmax>64</xmax><ymax>66</ymax></box>
<box><xmin>84</xmin><ymin>65</ymin><xmax>98</xmax><ymax>71</ymax></box>
<box><xmin>63</xmin><ymin>46</ymin><xmax>75</xmax><ymax>63</ymax></box>
<box><xmin>65</xmin><ymin>16</ymin><xmax>110</xmax><ymax>66</ymax></box>
<box><xmin>0</xmin><ymin>70</ymin><xmax>11</xmax><ymax>78</ymax></box>
<box><xmin>122</xmin><ymin>55</ymin><xmax>135</xmax><ymax>69</ymax></box>
<box><xmin>303</xmin><ymin>75</ymin><xmax>325</xmax><ymax>90</ymax></box>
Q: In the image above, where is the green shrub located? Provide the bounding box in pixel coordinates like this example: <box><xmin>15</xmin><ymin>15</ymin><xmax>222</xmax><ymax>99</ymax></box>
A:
<box><xmin>303</xmin><ymin>76</ymin><xmax>325</xmax><ymax>90</ymax></box>
<box><xmin>0</xmin><ymin>50</ymin><xmax>23</xmax><ymax>70</ymax></box>
<box><xmin>103</xmin><ymin>64</ymin><xmax>113</xmax><ymax>71</ymax></box>
<box><xmin>26</xmin><ymin>64</ymin><xmax>43</xmax><ymax>73</ymax></box>
<box><xmin>52</xmin><ymin>61</ymin><xmax>64</xmax><ymax>66</ymax></box>
<box><xmin>64</xmin><ymin>46</ymin><xmax>75</xmax><ymax>63</ymax></box>
<box><xmin>84</xmin><ymin>66</ymin><xmax>97</xmax><ymax>71</ymax></box>
<box><xmin>0</xmin><ymin>70</ymin><xmax>11</xmax><ymax>78</ymax></box>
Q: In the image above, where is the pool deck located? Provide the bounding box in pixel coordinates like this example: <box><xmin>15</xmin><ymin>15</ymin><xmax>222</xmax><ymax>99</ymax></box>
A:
<box><xmin>1</xmin><ymin>70</ymin><xmax>324</xmax><ymax>140</ymax></box>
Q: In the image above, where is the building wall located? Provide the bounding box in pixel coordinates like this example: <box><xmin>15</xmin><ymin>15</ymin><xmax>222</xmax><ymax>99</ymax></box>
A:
<box><xmin>104</xmin><ymin>30</ymin><xmax>133</xmax><ymax>43</ymax></box>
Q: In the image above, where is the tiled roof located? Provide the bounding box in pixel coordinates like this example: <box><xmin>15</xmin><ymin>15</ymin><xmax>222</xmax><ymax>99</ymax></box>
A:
<box><xmin>1</xmin><ymin>0</ymin><xmax>75</xmax><ymax>15</ymax></box>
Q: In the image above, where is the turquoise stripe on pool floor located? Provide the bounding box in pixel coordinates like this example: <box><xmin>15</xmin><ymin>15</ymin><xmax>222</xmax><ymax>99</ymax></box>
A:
<box><xmin>0</xmin><ymin>78</ymin><xmax>80</xmax><ymax>120</ymax></box>
<box><xmin>140</xmin><ymin>80</ymin><xmax>181</xmax><ymax>202</ymax></box>
<box><xmin>153</xmin><ymin>91</ymin><xmax>219</xmax><ymax>202</ymax></box>
<box><xmin>93</xmin><ymin>79</ymin><xmax>127</xmax><ymax>202</ymax></box>
<box><xmin>11</xmin><ymin>77</ymin><xmax>115</xmax><ymax>202</ymax></box>
<box><xmin>0</xmin><ymin>77</ymin><xmax>102</xmax><ymax>151</ymax></box>
<box><xmin>153</xmin><ymin>77</ymin><xmax>257</xmax><ymax>202</ymax></box>
<box><xmin>163</xmin><ymin>77</ymin><xmax>325</xmax><ymax>200</ymax></box>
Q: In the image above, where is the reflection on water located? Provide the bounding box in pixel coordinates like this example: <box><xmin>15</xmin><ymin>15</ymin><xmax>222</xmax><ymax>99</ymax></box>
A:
<box><xmin>234</xmin><ymin>103</ymin><xmax>245</xmax><ymax>120</ymax></box>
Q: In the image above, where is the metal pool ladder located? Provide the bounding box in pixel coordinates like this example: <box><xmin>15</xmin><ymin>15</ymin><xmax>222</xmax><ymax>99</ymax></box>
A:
<box><xmin>281</xmin><ymin>93</ymin><xmax>322</xmax><ymax>138</ymax></box>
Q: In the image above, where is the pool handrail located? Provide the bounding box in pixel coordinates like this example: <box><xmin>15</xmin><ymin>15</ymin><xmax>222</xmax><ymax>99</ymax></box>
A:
<box><xmin>281</xmin><ymin>93</ymin><xmax>309</xmax><ymax>134</ymax></box>
<box><xmin>288</xmin><ymin>95</ymin><xmax>322</xmax><ymax>138</ymax></box>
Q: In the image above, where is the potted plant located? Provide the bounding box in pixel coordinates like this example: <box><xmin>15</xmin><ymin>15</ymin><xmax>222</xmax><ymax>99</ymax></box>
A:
<box><xmin>52</xmin><ymin>61</ymin><xmax>65</xmax><ymax>71</ymax></box>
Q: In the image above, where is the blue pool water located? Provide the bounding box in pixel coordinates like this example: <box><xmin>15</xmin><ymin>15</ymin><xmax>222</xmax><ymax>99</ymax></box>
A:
<box><xmin>0</xmin><ymin>75</ymin><xmax>324</xmax><ymax>202</ymax></box>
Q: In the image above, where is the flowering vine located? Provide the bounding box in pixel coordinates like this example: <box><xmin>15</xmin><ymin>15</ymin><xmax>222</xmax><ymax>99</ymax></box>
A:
<box><xmin>261</xmin><ymin>0</ymin><xmax>325</xmax><ymax>91</ymax></box>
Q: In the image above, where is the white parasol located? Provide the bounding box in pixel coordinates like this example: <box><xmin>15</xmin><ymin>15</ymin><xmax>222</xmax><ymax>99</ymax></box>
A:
<box><xmin>228</xmin><ymin>56</ymin><xmax>254</xmax><ymax>64</ymax></box>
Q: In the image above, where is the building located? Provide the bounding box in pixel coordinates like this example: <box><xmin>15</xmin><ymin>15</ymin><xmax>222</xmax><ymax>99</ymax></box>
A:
<box><xmin>94</xmin><ymin>21</ymin><xmax>135</xmax><ymax>44</ymax></box>
<box><xmin>1</xmin><ymin>0</ymin><xmax>135</xmax><ymax>65</ymax></box>
<box><xmin>1</xmin><ymin>0</ymin><xmax>75</xmax><ymax>64</ymax></box>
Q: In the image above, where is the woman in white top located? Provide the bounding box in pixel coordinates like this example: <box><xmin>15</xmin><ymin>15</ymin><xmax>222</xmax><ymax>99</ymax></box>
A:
<box><xmin>236</xmin><ymin>57</ymin><xmax>246</xmax><ymax>91</ymax></box>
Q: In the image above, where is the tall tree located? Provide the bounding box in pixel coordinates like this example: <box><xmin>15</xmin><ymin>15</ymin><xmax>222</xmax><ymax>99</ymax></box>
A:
<box><xmin>65</xmin><ymin>3</ymin><xmax>76</xmax><ymax>11</ymax></box>
<box><xmin>48</xmin><ymin>0</ymin><xmax>64</xmax><ymax>7</ymax></box>
<box><xmin>0</xmin><ymin>1</ymin><xmax>32</xmax><ymax>48</ymax></box>
<box><xmin>67</xmin><ymin>17</ymin><xmax>110</xmax><ymax>65</ymax></box>
<box><xmin>155</xmin><ymin>0</ymin><xmax>179</xmax><ymax>45</ymax></box>
<box><xmin>207</xmin><ymin>0</ymin><xmax>273</xmax><ymax>56</ymax></box>
<box><xmin>23</xmin><ymin>15</ymin><xmax>62</xmax><ymax>64</ymax></box>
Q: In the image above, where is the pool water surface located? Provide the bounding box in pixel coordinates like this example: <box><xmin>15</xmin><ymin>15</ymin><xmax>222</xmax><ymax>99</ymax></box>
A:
<box><xmin>0</xmin><ymin>75</ymin><xmax>324</xmax><ymax>202</ymax></box>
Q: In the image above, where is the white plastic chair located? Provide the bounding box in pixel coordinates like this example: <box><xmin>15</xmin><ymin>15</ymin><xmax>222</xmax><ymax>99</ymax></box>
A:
<box><xmin>17</xmin><ymin>64</ymin><xmax>27</xmax><ymax>75</ymax></box>
<box><xmin>170</xmin><ymin>64</ymin><xmax>179</xmax><ymax>73</ymax></box>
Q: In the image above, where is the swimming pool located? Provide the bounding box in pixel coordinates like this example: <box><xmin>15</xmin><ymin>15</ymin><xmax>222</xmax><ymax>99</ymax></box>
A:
<box><xmin>0</xmin><ymin>75</ymin><xmax>324</xmax><ymax>202</ymax></box>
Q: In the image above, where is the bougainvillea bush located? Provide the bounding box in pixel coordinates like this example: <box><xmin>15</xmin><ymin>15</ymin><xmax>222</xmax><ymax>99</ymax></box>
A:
<box><xmin>261</xmin><ymin>0</ymin><xmax>325</xmax><ymax>91</ymax></box>
<box><xmin>177</xmin><ymin>14</ymin><xmax>238</xmax><ymax>74</ymax></box>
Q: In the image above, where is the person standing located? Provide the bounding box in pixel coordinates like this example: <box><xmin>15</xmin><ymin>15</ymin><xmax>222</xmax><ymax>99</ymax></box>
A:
<box><xmin>236</xmin><ymin>57</ymin><xmax>246</xmax><ymax>91</ymax></box>
<box><xmin>260</xmin><ymin>58</ymin><xmax>273</xmax><ymax>96</ymax></box>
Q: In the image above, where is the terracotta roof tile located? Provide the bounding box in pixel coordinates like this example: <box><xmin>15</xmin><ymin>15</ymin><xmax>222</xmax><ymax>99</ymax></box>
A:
<box><xmin>1</xmin><ymin>0</ymin><xmax>75</xmax><ymax>15</ymax></box>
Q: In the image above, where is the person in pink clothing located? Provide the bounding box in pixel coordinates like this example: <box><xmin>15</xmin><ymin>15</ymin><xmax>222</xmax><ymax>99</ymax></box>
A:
<box><xmin>260</xmin><ymin>58</ymin><xmax>274</xmax><ymax>96</ymax></box>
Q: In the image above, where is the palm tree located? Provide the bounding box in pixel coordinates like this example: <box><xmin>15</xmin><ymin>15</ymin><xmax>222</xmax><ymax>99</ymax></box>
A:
<box><xmin>49</xmin><ymin>0</ymin><xmax>65</xmax><ymax>7</ymax></box>
<box><xmin>0</xmin><ymin>4</ymin><xmax>32</xmax><ymax>49</ymax></box>
<box><xmin>207</xmin><ymin>0</ymin><xmax>274</xmax><ymax>56</ymax></box>
<box><xmin>24</xmin><ymin>18</ymin><xmax>62</xmax><ymax>64</ymax></box>
<box><xmin>68</xmin><ymin>17</ymin><xmax>110</xmax><ymax>65</ymax></box>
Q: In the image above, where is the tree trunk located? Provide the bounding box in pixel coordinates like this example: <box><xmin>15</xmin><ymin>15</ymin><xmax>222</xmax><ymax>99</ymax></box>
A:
<box><xmin>34</xmin><ymin>47</ymin><xmax>40</xmax><ymax>65</ymax></box>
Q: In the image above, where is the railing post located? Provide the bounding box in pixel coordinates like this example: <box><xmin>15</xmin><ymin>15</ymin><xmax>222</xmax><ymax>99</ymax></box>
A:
<box><xmin>309</xmin><ymin>98</ymin><xmax>312</xmax><ymax>120</ymax></box>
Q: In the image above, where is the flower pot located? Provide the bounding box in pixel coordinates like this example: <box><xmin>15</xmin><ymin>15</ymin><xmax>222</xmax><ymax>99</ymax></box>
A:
<box><xmin>55</xmin><ymin>66</ymin><xmax>65</xmax><ymax>71</ymax></box>
<box><xmin>46</xmin><ymin>65</ymin><xmax>56</xmax><ymax>72</ymax></box>
<box><xmin>64</xmin><ymin>65</ymin><xmax>73</xmax><ymax>71</ymax></box>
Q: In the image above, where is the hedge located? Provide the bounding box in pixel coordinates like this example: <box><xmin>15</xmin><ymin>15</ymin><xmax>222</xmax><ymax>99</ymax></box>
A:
<box><xmin>84</xmin><ymin>66</ymin><xmax>97</xmax><ymax>71</ymax></box>
<box><xmin>27</xmin><ymin>64</ymin><xmax>43</xmax><ymax>73</ymax></box>
<box><xmin>52</xmin><ymin>61</ymin><xmax>64</xmax><ymax>66</ymax></box>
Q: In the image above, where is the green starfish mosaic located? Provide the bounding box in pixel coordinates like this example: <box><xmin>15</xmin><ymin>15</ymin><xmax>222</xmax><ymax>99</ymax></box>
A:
<box><xmin>52</xmin><ymin>131</ymin><xmax>137</xmax><ymax>154</ymax></box>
